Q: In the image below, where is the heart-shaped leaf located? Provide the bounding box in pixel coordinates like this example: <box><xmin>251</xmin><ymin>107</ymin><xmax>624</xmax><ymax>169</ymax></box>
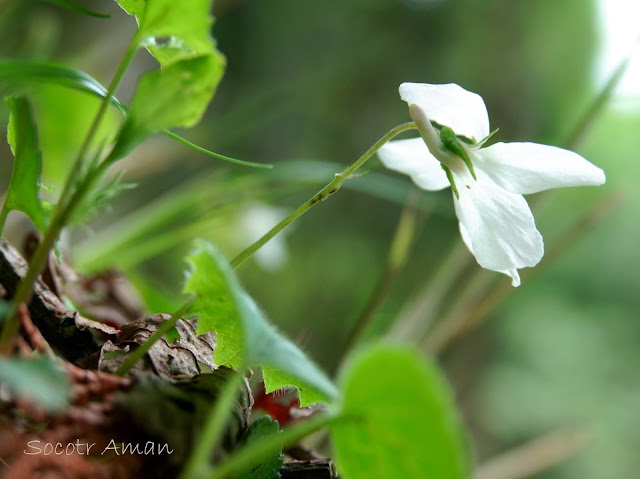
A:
<box><xmin>331</xmin><ymin>345</ymin><xmax>470</xmax><ymax>479</ymax></box>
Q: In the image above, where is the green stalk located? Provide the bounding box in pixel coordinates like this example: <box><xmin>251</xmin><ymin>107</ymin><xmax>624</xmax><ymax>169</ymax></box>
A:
<box><xmin>181</xmin><ymin>369</ymin><xmax>248</xmax><ymax>479</ymax></box>
<box><xmin>115</xmin><ymin>299</ymin><xmax>194</xmax><ymax>376</ymax></box>
<box><xmin>163</xmin><ymin>130</ymin><xmax>273</xmax><ymax>169</ymax></box>
<box><xmin>0</xmin><ymin>207</ymin><xmax>9</xmax><ymax>238</ymax></box>
<box><xmin>230</xmin><ymin>122</ymin><xmax>417</xmax><ymax>269</ymax></box>
<box><xmin>207</xmin><ymin>413</ymin><xmax>337</xmax><ymax>479</ymax></box>
<box><xmin>0</xmin><ymin>37</ymin><xmax>139</xmax><ymax>352</ymax></box>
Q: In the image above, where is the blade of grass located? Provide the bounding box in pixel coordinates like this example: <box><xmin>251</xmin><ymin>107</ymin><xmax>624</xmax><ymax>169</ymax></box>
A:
<box><xmin>475</xmin><ymin>427</ymin><xmax>589</xmax><ymax>479</ymax></box>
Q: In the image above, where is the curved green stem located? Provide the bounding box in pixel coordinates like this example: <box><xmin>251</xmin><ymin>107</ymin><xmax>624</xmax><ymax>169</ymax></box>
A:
<box><xmin>0</xmin><ymin>207</ymin><xmax>9</xmax><ymax>238</ymax></box>
<box><xmin>115</xmin><ymin>298</ymin><xmax>194</xmax><ymax>376</ymax></box>
<box><xmin>230</xmin><ymin>122</ymin><xmax>417</xmax><ymax>269</ymax></box>
<box><xmin>163</xmin><ymin>130</ymin><xmax>274</xmax><ymax>169</ymax></box>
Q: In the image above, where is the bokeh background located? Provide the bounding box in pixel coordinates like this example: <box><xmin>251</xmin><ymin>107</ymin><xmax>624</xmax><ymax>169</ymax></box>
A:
<box><xmin>1</xmin><ymin>0</ymin><xmax>639</xmax><ymax>477</ymax></box>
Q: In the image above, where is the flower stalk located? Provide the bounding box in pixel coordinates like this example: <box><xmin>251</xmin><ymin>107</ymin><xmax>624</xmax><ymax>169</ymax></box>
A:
<box><xmin>230</xmin><ymin>122</ymin><xmax>417</xmax><ymax>269</ymax></box>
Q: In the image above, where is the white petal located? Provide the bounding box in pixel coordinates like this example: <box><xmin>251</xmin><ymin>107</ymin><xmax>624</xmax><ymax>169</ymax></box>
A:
<box><xmin>452</xmin><ymin>170</ymin><xmax>543</xmax><ymax>286</ymax></box>
<box><xmin>241</xmin><ymin>204</ymin><xmax>289</xmax><ymax>272</ymax></box>
<box><xmin>377</xmin><ymin>138</ymin><xmax>450</xmax><ymax>191</ymax></box>
<box><xmin>477</xmin><ymin>142</ymin><xmax>606</xmax><ymax>195</ymax></box>
<box><xmin>399</xmin><ymin>83</ymin><xmax>490</xmax><ymax>142</ymax></box>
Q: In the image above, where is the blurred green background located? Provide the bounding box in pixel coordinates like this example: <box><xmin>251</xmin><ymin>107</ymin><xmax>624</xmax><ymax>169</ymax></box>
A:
<box><xmin>1</xmin><ymin>0</ymin><xmax>639</xmax><ymax>477</ymax></box>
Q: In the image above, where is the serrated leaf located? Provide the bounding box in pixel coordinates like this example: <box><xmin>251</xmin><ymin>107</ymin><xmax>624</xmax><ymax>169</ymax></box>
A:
<box><xmin>184</xmin><ymin>241</ymin><xmax>244</xmax><ymax>369</ymax></box>
<box><xmin>238</xmin><ymin>416</ymin><xmax>283</xmax><ymax>479</ymax></box>
<box><xmin>262</xmin><ymin>366</ymin><xmax>329</xmax><ymax>409</ymax></box>
<box><xmin>331</xmin><ymin>345</ymin><xmax>470</xmax><ymax>479</ymax></box>
<box><xmin>0</xmin><ymin>356</ymin><xmax>71</xmax><ymax>411</ymax></box>
<box><xmin>117</xmin><ymin>0</ymin><xmax>216</xmax><ymax>67</ymax></box>
<box><xmin>183</xmin><ymin>240</ymin><xmax>338</xmax><ymax>407</ymax></box>
<box><xmin>116</xmin><ymin>0</ymin><xmax>145</xmax><ymax>16</ymax></box>
<box><xmin>0</xmin><ymin>96</ymin><xmax>49</xmax><ymax>235</ymax></box>
<box><xmin>109</xmin><ymin>53</ymin><xmax>225</xmax><ymax>162</ymax></box>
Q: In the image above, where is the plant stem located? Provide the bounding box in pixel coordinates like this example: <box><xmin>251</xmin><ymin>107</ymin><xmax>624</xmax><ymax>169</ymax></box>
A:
<box><xmin>338</xmin><ymin>189</ymin><xmax>420</xmax><ymax>362</ymax></box>
<box><xmin>0</xmin><ymin>207</ymin><xmax>9</xmax><ymax>238</ymax></box>
<box><xmin>181</xmin><ymin>369</ymin><xmax>247</xmax><ymax>479</ymax></box>
<box><xmin>230</xmin><ymin>122</ymin><xmax>417</xmax><ymax>269</ymax></box>
<box><xmin>115</xmin><ymin>298</ymin><xmax>194</xmax><ymax>376</ymax></box>
<box><xmin>163</xmin><ymin>130</ymin><xmax>274</xmax><ymax>169</ymax></box>
<box><xmin>0</xmin><ymin>37</ymin><xmax>139</xmax><ymax>353</ymax></box>
<box><xmin>207</xmin><ymin>413</ymin><xmax>337</xmax><ymax>479</ymax></box>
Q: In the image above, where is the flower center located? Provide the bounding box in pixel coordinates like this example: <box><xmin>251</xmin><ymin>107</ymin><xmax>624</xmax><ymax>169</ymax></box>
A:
<box><xmin>407</xmin><ymin>104</ymin><xmax>477</xmax><ymax>199</ymax></box>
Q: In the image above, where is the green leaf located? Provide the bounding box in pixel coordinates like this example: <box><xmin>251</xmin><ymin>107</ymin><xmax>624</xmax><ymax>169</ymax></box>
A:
<box><xmin>0</xmin><ymin>60</ymin><xmax>266</xmax><ymax>169</ymax></box>
<box><xmin>0</xmin><ymin>96</ymin><xmax>49</xmax><ymax>235</ymax></box>
<box><xmin>0</xmin><ymin>356</ymin><xmax>71</xmax><ymax>411</ymax></box>
<box><xmin>117</xmin><ymin>0</ymin><xmax>216</xmax><ymax>67</ymax></box>
<box><xmin>42</xmin><ymin>0</ymin><xmax>111</xmax><ymax>18</ymax></box>
<box><xmin>238</xmin><ymin>416</ymin><xmax>283</xmax><ymax>479</ymax></box>
<box><xmin>183</xmin><ymin>240</ymin><xmax>338</xmax><ymax>407</ymax></box>
<box><xmin>116</xmin><ymin>0</ymin><xmax>145</xmax><ymax>16</ymax></box>
<box><xmin>0</xmin><ymin>60</ymin><xmax>126</xmax><ymax>114</ymax></box>
<box><xmin>331</xmin><ymin>345</ymin><xmax>469</xmax><ymax>479</ymax></box>
<box><xmin>109</xmin><ymin>53</ymin><xmax>225</xmax><ymax>162</ymax></box>
<box><xmin>184</xmin><ymin>240</ymin><xmax>244</xmax><ymax>369</ymax></box>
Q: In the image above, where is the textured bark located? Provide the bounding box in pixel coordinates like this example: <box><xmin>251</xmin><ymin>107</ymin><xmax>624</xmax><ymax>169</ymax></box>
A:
<box><xmin>0</xmin><ymin>239</ymin><xmax>97</xmax><ymax>362</ymax></box>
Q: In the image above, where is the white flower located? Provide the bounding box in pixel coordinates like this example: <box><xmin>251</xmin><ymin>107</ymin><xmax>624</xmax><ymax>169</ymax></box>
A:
<box><xmin>378</xmin><ymin>83</ymin><xmax>606</xmax><ymax>286</ymax></box>
<box><xmin>240</xmin><ymin>203</ymin><xmax>289</xmax><ymax>272</ymax></box>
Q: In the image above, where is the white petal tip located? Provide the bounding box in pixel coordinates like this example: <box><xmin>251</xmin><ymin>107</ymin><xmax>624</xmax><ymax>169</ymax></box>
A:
<box><xmin>501</xmin><ymin>269</ymin><xmax>521</xmax><ymax>287</ymax></box>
